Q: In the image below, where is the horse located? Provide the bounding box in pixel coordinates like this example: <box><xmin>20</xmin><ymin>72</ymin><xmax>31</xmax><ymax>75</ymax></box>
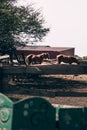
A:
<box><xmin>25</xmin><ymin>53</ymin><xmax>50</xmax><ymax>65</ymax></box>
<box><xmin>31</xmin><ymin>53</ymin><xmax>50</xmax><ymax>65</ymax></box>
<box><xmin>56</xmin><ymin>54</ymin><xmax>79</xmax><ymax>64</ymax></box>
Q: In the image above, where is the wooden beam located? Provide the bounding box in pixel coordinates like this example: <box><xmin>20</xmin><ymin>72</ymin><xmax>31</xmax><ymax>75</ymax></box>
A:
<box><xmin>1</xmin><ymin>64</ymin><xmax>87</xmax><ymax>75</ymax></box>
<box><xmin>39</xmin><ymin>64</ymin><xmax>87</xmax><ymax>74</ymax></box>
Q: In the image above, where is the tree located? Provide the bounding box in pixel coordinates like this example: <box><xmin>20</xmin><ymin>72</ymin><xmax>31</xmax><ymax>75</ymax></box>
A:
<box><xmin>0</xmin><ymin>0</ymin><xmax>49</xmax><ymax>63</ymax></box>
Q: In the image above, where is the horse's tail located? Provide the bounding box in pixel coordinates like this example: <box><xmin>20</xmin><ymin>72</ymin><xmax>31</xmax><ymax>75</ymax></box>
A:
<box><xmin>25</xmin><ymin>54</ymin><xmax>33</xmax><ymax>65</ymax></box>
<box><xmin>56</xmin><ymin>54</ymin><xmax>63</xmax><ymax>64</ymax></box>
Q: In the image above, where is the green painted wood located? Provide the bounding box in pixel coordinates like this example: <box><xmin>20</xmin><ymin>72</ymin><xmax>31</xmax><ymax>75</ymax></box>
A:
<box><xmin>0</xmin><ymin>93</ymin><xmax>87</xmax><ymax>130</ymax></box>
<box><xmin>83</xmin><ymin>107</ymin><xmax>87</xmax><ymax>129</ymax></box>
<box><xmin>0</xmin><ymin>67</ymin><xmax>3</xmax><ymax>92</ymax></box>
<box><xmin>58</xmin><ymin>107</ymin><xmax>84</xmax><ymax>130</ymax></box>
<box><xmin>12</xmin><ymin>97</ymin><xmax>56</xmax><ymax>130</ymax></box>
<box><xmin>0</xmin><ymin>93</ymin><xmax>13</xmax><ymax>129</ymax></box>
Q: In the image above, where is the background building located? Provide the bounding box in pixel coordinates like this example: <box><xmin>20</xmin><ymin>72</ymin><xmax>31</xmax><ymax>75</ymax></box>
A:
<box><xmin>16</xmin><ymin>46</ymin><xmax>74</xmax><ymax>59</ymax></box>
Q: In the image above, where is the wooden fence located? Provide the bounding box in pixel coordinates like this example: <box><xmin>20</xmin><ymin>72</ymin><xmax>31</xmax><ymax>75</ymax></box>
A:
<box><xmin>0</xmin><ymin>93</ymin><xmax>87</xmax><ymax>130</ymax></box>
<box><xmin>1</xmin><ymin>63</ymin><xmax>87</xmax><ymax>75</ymax></box>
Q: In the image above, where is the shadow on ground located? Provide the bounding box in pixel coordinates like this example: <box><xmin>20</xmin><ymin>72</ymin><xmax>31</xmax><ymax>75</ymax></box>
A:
<box><xmin>3</xmin><ymin>74</ymin><xmax>87</xmax><ymax>100</ymax></box>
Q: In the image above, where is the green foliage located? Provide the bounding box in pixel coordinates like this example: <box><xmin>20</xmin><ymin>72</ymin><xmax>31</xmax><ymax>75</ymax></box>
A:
<box><xmin>0</xmin><ymin>0</ymin><xmax>49</xmax><ymax>51</ymax></box>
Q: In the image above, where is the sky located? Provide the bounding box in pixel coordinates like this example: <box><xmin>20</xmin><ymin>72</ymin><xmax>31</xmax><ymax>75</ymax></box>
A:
<box><xmin>17</xmin><ymin>0</ymin><xmax>87</xmax><ymax>57</ymax></box>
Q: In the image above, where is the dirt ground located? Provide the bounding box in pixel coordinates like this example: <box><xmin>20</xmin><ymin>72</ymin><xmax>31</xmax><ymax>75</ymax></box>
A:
<box><xmin>3</xmin><ymin>74</ymin><xmax>87</xmax><ymax>107</ymax></box>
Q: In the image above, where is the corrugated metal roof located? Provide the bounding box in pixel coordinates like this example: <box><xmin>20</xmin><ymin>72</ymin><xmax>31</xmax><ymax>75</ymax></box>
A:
<box><xmin>16</xmin><ymin>46</ymin><xmax>74</xmax><ymax>52</ymax></box>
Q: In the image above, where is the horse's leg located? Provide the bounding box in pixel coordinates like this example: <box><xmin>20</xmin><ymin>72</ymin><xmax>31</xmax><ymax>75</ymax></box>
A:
<box><xmin>29</xmin><ymin>59</ymin><xmax>32</xmax><ymax>65</ymax></box>
<box><xmin>39</xmin><ymin>60</ymin><xmax>42</xmax><ymax>64</ymax></box>
<box><xmin>33</xmin><ymin>57</ymin><xmax>38</xmax><ymax>64</ymax></box>
<box><xmin>25</xmin><ymin>57</ymin><xmax>29</xmax><ymax>65</ymax></box>
<box><xmin>58</xmin><ymin>58</ymin><xmax>61</xmax><ymax>64</ymax></box>
<box><xmin>31</xmin><ymin>59</ymin><xmax>34</xmax><ymax>64</ymax></box>
<box><xmin>38</xmin><ymin>57</ymin><xmax>42</xmax><ymax>64</ymax></box>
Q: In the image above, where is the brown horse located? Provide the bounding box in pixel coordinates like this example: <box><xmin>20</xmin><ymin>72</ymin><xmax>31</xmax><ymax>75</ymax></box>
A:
<box><xmin>25</xmin><ymin>53</ymin><xmax>50</xmax><ymax>65</ymax></box>
<box><xmin>56</xmin><ymin>54</ymin><xmax>79</xmax><ymax>64</ymax></box>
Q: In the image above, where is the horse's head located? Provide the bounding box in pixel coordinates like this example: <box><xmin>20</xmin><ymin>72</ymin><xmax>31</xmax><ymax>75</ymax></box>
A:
<box><xmin>75</xmin><ymin>58</ymin><xmax>80</xmax><ymax>65</ymax></box>
<box><xmin>43</xmin><ymin>53</ymin><xmax>50</xmax><ymax>59</ymax></box>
